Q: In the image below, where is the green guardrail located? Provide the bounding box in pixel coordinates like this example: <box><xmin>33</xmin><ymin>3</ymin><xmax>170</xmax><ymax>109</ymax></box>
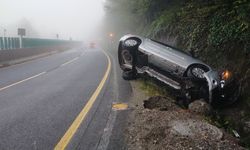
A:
<box><xmin>0</xmin><ymin>37</ymin><xmax>3</xmax><ymax>50</ymax></box>
<box><xmin>22</xmin><ymin>38</ymin><xmax>72</xmax><ymax>48</ymax></box>
<box><xmin>0</xmin><ymin>37</ymin><xmax>17</xmax><ymax>50</ymax></box>
<box><xmin>0</xmin><ymin>37</ymin><xmax>79</xmax><ymax>50</ymax></box>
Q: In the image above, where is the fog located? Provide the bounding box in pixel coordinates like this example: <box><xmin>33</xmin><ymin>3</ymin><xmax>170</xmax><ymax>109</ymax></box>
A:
<box><xmin>0</xmin><ymin>0</ymin><xmax>105</xmax><ymax>40</ymax></box>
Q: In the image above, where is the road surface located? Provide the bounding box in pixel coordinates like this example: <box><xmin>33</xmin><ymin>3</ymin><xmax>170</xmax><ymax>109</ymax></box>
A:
<box><xmin>0</xmin><ymin>46</ymin><xmax>131</xmax><ymax>150</ymax></box>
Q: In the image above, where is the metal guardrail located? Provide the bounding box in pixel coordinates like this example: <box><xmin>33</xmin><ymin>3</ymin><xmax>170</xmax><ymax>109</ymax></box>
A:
<box><xmin>0</xmin><ymin>37</ymin><xmax>19</xmax><ymax>50</ymax></box>
<box><xmin>0</xmin><ymin>37</ymin><xmax>77</xmax><ymax>50</ymax></box>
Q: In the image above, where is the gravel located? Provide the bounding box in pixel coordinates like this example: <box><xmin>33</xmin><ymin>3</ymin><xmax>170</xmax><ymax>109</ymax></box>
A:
<box><xmin>125</xmin><ymin>81</ymin><xmax>245</xmax><ymax>150</ymax></box>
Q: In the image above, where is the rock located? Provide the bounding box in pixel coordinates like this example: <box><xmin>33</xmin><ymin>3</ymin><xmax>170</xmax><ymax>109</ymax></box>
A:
<box><xmin>188</xmin><ymin>99</ymin><xmax>211</xmax><ymax>115</ymax></box>
<box><xmin>143</xmin><ymin>96</ymin><xmax>176</xmax><ymax>111</ymax></box>
<box><xmin>169</xmin><ymin>119</ymin><xmax>224</xmax><ymax>140</ymax></box>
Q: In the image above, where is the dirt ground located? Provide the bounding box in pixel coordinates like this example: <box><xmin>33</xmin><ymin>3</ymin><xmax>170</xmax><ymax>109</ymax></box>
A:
<box><xmin>125</xmin><ymin>80</ymin><xmax>245</xmax><ymax>150</ymax></box>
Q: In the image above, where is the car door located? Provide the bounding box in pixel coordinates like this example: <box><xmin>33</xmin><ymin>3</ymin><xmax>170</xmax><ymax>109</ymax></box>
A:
<box><xmin>139</xmin><ymin>39</ymin><xmax>181</xmax><ymax>75</ymax></box>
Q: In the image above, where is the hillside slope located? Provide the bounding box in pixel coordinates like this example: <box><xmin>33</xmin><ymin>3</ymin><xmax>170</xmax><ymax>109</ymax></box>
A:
<box><xmin>103</xmin><ymin>0</ymin><xmax>250</xmax><ymax>147</ymax></box>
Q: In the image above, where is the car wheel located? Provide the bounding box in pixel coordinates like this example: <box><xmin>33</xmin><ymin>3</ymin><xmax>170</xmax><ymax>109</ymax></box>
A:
<box><xmin>118</xmin><ymin>38</ymin><xmax>141</xmax><ymax>71</ymax></box>
<box><xmin>118</xmin><ymin>46</ymin><xmax>135</xmax><ymax>70</ymax></box>
<box><xmin>121</xmin><ymin>49</ymin><xmax>133</xmax><ymax>67</ymax></box>
<box><xmin>187</xmin><ymin>65</ymin><xmax>209</xmax><ymax>80</ymax></box>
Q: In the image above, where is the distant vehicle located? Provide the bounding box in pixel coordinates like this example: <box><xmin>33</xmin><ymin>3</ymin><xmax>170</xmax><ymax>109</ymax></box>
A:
<box><xmin>118</xmin><ymin>34</ymin><xmax>240</xmax><ymax>106</ymax></box>
<box><xmin>89</xmin><ymin>42</ymin><xmax>96</xmax><ymax>48</ymax></box>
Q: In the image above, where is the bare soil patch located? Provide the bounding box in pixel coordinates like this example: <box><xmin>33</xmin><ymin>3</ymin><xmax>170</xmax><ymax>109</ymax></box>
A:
<box><xmin>125</xmin><ymin>81</ymin><xmax>245</xmax><ymax>150</ymax></box>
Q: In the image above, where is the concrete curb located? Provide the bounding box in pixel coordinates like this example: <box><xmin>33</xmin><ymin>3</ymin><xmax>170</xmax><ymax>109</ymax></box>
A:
<box><xmin>0</xmin><ymin>51</ymin><xmax>58</xmax><ymax>68</ymax></box>
<box><xmin>0</xmin><ymin>44</ymin><xmax>79</xmax><ymax>68</ymax></box>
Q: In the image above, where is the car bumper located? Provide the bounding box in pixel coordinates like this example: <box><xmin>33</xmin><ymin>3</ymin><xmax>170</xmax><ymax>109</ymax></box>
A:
<box><xmin>211</xmin><ymin>79</ymin><xmax>240</xmax><ymax>106</ymax></box>
<box><xmin>204</xmin><ymin>70</ymin><xmax>240</xmax><ymax>105</ymax></box>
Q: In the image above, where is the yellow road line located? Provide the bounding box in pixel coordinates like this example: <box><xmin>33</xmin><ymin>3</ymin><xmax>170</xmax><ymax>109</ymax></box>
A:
<box><xmin>54</xmin><ymin>51</ymin><xmax>111</xmax><ymax>150</ymax></box>
<box><xmin>0</xmin><ymin>72</ymin><xmax>46</xmax><ymax>92</ymax></box>
<box><xmin>61</xmin><ymin>57</ymin><xmax>79</xmax><ymax>67</ymax></box>
<box><xmin>112</xmin><ymin>103</ymin><xmax>128</xmax><ymax>111</ymax></box>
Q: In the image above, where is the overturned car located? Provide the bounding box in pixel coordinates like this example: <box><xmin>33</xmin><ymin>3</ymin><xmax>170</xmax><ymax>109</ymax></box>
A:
<box><xmin>118</xmin><ymin>34</ymin><xmax>240</xmax><ymax>106</ymax></box>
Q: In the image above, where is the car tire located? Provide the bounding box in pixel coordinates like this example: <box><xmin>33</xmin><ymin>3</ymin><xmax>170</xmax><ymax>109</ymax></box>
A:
<box><xmin>118</xmin><ymin>38</ymin><xmax>141</xmax><ymax>71</ymax></box>
<box><xmin>186</xmin><ymin>65</ymin><xmax>209</xmax><ymax>80</ymax></box>
<box><xmin>119</xmin><ymin>49</ymin><xmax>134</xmax><ymax>70</ymax></box>
<box><xmin>122</xmin><ymin>70</ymin><xmax>137</xmax><ymax>80</ymax></box>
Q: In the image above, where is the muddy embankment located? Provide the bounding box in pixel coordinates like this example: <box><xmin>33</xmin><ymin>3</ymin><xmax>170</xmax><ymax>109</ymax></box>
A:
<box><xmin>125</xmin><ymin>80</ymin><xmax>246</xmax><ymax>150</ymax></box>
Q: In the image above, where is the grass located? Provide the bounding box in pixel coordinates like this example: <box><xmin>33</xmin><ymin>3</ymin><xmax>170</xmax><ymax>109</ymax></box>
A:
<box><xmin>138</xmin><ymin>77</ymin><xmax>168</xmax><ymax>97</ymax></box>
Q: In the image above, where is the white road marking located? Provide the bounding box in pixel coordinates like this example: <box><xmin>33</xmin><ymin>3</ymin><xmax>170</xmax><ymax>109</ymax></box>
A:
<box><xmin>60</xmin><ymin>57</ymin><xmax>79</xmax><ymax>67</ymax></box>
<box><xmin>0</xmin><ymin>72</ymin><xmax>46</xmax><ymax>92</ymax></box>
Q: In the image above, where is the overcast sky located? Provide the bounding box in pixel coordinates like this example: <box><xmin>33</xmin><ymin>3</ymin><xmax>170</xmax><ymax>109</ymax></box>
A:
<box><xmin>0</xmin><ymin>0</ymin><xmax>105</xmax><ymax>40</ymax></box>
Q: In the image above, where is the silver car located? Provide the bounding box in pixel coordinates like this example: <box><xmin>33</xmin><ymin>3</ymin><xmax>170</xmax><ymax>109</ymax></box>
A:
<box><xmin>118</xmin><ymin>34</ymin><xmax>240</xmax><ymax>106</ymax></box>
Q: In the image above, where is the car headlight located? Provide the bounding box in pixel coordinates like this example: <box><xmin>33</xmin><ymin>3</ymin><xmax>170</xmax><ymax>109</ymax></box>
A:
<box><xmin>191</xmin><ymin>67</ymin><xmax>206</xmax><ymax>79</ymax></box>
<box><xmin>124</xmin><ymin>39</ymin><xmax>138</xmax><ymax>47</ymax></box>
<box><xmin>220</xmin><ymin>70</ymin><xmax>232</xmax><ymax>88</ymax></box>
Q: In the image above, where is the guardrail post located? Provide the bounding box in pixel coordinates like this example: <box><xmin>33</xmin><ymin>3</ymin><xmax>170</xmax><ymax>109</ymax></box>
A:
<box><xmin>12</xmin><ymin>37</ymin><xmax>15</xmax><ymax>49</ymax></box>
<box><xmin>14</xmin><ymin>38</ymin><xmax>17</xmax><ymax>49</ymax></box>
<box><xmin>3</xmin><ymin>37</ymin><xmax>6</xmax><ymax>50</ymax></box>
<box><xmin>10</xmin><ymin>37</ymin><xmax>12</xmax><ymax>49</ymax></box>
<box><xmin>19</xmin><ymin>36</ymin><xmax>23</xmax><ymax>48</ymax></box>
<box><xmin>12</xmin><ymin>37</ymin><xmax>14</xmax><ymax>49</ymax></box>
<box><xmin>5</xmin><ymin>37</ymin><xmax>7</xmax><ymax>49</ymax></box>
<box><xmin>16</xmin><ymin>38</ymin><xmax>20</xmax><ymax>49</ymax></box>
<box><xmin>12</xmin><ymin>38</ymin><xmax>14</xmax><ymax>49</ymax></box>
<box><xmin>0</xmin><ymin>37</ymin><xmax>3</xmax><ymax>50</ymax></box>
<box><xmin>8</xmin><ymin>37</ymin><xmax>10</xmax><ymax>49</ymax></box>
<box><xmin>8</xmin><ymin>37</ymin><xmax>11</xmax><ymax>49</ymax></box>
<box><xmin>4</xmin><ymin>37</ymin><xmax>7</xmax><ymax>50</ymax></box>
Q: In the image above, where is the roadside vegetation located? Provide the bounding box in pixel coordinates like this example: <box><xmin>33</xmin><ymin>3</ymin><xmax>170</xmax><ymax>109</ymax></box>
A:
<box><xmin>103</xmin><ymin>0</ymin><xmax>250</xmax><ymax>147</ymax></box>
<box><xmin>138</xmin><ymin>77</ymin><xmax>169</xmax><ymax>97</ymax></box>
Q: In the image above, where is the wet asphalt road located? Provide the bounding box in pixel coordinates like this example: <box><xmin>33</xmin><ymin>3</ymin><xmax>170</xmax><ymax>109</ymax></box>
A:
<box><xmin>0</xmin><ymin>46</ymin><xmax>132</xmax><ymax>150</ymax></box>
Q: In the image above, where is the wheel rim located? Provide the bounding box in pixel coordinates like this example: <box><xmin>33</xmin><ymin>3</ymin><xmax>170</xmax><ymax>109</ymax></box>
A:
<box><xmin>121</xmin><ymin>49</ymin><xmax>133</xmax><ymax>66</ymax></box>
